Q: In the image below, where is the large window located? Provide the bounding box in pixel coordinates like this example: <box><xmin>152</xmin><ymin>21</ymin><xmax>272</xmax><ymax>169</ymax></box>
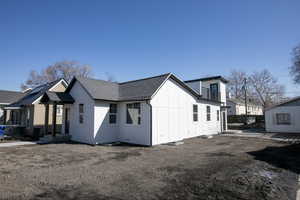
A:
<box><xmin>276</xmin><ymin>113</ymin><xmax>291</xmax><ymax>125</ymax></box>
<box><xmin>193</xmin><ymin>104</ymin><xmax>198</xmax><ymax>122</ymax></box>
<box><xmin>206</xmin><ymin>106</ymin><xmax>211</xmax><ymax>121</ymax></box>
<box><xmin>109</xmin><ymin>104</ymin><xmax>117</xmax><ymax>124</ymax></box>
<box><xmin>126</xmin><ymin>103</ymin><xmax>141</xmax><ymax>125</ymax></box>
<box><xmin>210</xmin><ymin>83</ymin><xmax>219</xmax><ymax>101</ymax></box>
<box><xmin>79</xmin><ymin>104</ymin><xmax>84</xmax><ymax>124</ymax></box>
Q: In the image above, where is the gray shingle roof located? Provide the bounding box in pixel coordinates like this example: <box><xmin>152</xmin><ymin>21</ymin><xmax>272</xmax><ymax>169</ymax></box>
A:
<box><xmin>7</xmin><ymin>79</ymin><xmax>65</xmax><ymax>107</ymax></box>
<box><xmin>0</xmin><ymin>90</ymin><xmax>25</xmax><ymax>104</ymax></box>
<box><xmin>66</xmin><ymin>73</ymin><xmax>215</xmax><ymax>103</ymax></box>
<box><xmin>119</xmin><ymin>74</ymin><xmax>170</xmax><ymax>101</ymax></box>
<box><xmin>76</xmin><ymin>77</ymin><xmax>120</xmax><ymax>101</ymax></box>
<box><xmin>67</xmin><ymin>74</ymin><xmax>170</xmax><ymax>101</ymax></box>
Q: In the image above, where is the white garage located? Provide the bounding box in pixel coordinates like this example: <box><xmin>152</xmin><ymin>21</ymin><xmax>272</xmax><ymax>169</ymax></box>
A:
<box><xmin>265</xmin><ymin>97</ymin><xmax>300</xmax><ymax>133</ymax></box>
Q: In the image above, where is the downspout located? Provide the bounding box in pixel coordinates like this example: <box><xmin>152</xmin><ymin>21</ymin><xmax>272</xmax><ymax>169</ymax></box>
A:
<box><xmin>146</xmin><ymin>100</ymin><xmax>152</xmax><ymax>146</ymax></box>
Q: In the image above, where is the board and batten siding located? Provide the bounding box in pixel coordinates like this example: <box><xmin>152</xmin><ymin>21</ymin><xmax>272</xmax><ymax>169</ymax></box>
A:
<box><xmin>150</xmin><ymin>79</ymin><xmax>221</xmax><ymax>145</ymax></box>
<box><xmin>265</xmin><ymin>106</ymin><xmax>300</xmax><ymax>133</ymax></box>
<box><xmin>94</xmin><ymin>100</ymin><xmax>119</xmax><ymax>144</ymax></box>
<box><xmin>118</xmin><ymin>102</ymin><xmax>151</xmax><ymax>145</ymax></box>
<box><xmin>68</xmin><ymin>81</ymin><xmax>95</xmax><ymax>144</ymax></box>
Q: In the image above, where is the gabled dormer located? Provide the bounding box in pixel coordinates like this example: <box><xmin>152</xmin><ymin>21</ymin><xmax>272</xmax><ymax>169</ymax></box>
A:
<box><xmin>184</xmin><ymin>76</ymin><xmax>228</xmax><ymax>105</ymax></box>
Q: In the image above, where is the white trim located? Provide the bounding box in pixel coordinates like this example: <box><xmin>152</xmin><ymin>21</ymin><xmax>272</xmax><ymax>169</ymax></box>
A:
<box><xmin>150</xmin><ymin>74</ymin><xmax>172</xmax><ymax>100</ymax></box>
<box><xmin>49</xmin><ymin>79</ymin><xmax>68</xmax><ymax>92</ymax></box>
<box><xmin>32</xmin><ymin>96</ymin><xmax>42</xmax><ymax>104</ymax></box>
<box><xmin>4</xmin><ymin>107</ymin><xmax>21</xmax><ymax>110</ymax></box>
<box><xmin>31</xmin><ymin>79</ymin><xmax>68</xmax><ymax>105</ymax></box>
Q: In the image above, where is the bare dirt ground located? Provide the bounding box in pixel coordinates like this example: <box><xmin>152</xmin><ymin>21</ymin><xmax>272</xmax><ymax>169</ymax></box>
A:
<box><xmin>0</xmin><ymin>136</ymin><xmax>299</xmax><ymax>200</ymax></box>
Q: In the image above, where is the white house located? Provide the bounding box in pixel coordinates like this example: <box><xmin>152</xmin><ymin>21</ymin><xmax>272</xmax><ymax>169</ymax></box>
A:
<box><xmin>227</xmin><ymin>98</ymin><xmax>263</xmax><ymax>116</ymax></box>
<box><xmin>265</xmin><ymin>97</ymin><xmax>300</xmax><ymax>133</ymax></box>
<box><xmin>41</xmin><ymin>73</ymin><xmax>228</xmax><ymax>146</ymax></box>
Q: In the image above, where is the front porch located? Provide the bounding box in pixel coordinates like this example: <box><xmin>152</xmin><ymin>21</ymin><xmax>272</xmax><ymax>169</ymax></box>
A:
<box><xmin>40</xmin><ymin>91</ymin><xmax>74</xmax><ymax>139</ymax></box>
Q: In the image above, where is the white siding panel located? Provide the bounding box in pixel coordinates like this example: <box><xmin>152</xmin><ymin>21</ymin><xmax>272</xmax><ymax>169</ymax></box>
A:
<box><xmin>266</xmin><ymin>106</ymin><xmax>300</xmax><ymax>133</ymax></box>
<box><xmin>151</xmin><ymin>79</ymin><xmax>221</xmax><ymax>145</ymax></box>
<box><xmin>94</xmin><ymin>101</ymin><xmax>119</xmax><ymax>144</ymax></box>
<box><xmin>69</xmin><ymin>82</ymin><xmax>95</xmax><ymax>144</ymax></box>
<box><xmin>118</xmin><ymin>102</ymin><xmax>151</xmax><ymax>146</ymax></box>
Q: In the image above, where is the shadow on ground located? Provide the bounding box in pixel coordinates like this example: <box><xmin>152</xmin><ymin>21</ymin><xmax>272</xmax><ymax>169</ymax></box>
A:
<box><xmin>248</xmin><ymin>143</ymin><xmax>300</xmax><ymax>174</ymax></box>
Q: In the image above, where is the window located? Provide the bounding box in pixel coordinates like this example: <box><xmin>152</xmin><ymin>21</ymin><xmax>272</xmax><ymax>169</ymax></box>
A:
<box><xmin>206</xmin><ymin>106</ymin><xmax>211</xmax><ymax>121</ymax></box>
<box><xmin>217</xmin><ymin>110</ymin><xmax>220</xmax><ymax>121</ymax></box>
<box><xmin>79</xmin><ymin>104</ymin><xmax>84</xmax><ymax>113</ymax></box>
<box><xmin>276</xmin><ymin>113</ymin><xmax>291</xmax><ymax>125</ymax></box>
<box><xmin>57</xmin><ymin>105</ymin><xmax>63</xmax><ymax>116</ymax></box>
<box><xmin>109</xmin><ymin>104</ymin><xmax>117</xmax><ymax>124</ymax></box>
<box><xmin>79</xmin><ymin>104</ymin><xmax>84</xmax><ymax>123</ymax></box>
<box><xmin>210</xmin><ymin>83</ymin><xmax>219</xmax><ymax>101</ymax></box>
<box><xmin>126</xmin><ymin>103</ymin><xmax>141</xmax><ymax>125</ymax></box>
<box><xmin>193</xmin><ymin>104</ymin><xmax>198</xmax><ymax>122</ymax></box>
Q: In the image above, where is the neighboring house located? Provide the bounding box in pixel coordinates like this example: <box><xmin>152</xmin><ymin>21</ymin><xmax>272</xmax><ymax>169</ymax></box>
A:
<box><xmin>4</xmin><ymin>79</ymin><xmax>68</xmax><ymax>136</ymax></box>
<box><xmin>227</xmin><ymin>98</ymin><xmax>263</xmax><ymax>116</ymax></box>
<box><xmin>39</xmin><ymin>73</ymin><xmax>228</xmax><ymax>146</ymax></box>
<box><xmin>0</xmin><ymin>90</ymin><xmax>26</xmax><ymax>124</ymax></box>
<box><xmin>265</xmin><ymin>96</ymin><xmax>300</xmax><ymax>133</ymax></box>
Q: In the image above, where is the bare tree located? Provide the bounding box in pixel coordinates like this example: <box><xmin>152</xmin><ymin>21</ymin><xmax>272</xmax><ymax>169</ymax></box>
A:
<box><xmin>249</xmin><ymin>69</ymin><xmax>285</xmax><ymax>109</ymax></box>
<box><xmin>227</xmin><ymin>70</ymin><xmax>249</xmax><ymax>99</ymax></box>
<box><xmin>105</xmin><ymin>72</ymin><xmax>116</xmax><ymax>82</ymax></box>
<box><xmin>290</xmin><ymin>44</ymin><xmax>300</xmax><ymax>84</ymax></box>
<box><xmin>21</xmin><ymin>60</ymin><xmax>93</xmax><ymax>90</ymax></box>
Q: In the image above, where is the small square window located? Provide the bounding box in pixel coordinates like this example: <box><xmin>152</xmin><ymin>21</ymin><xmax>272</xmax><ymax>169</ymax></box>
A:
<box><xmin>276</xmin><ymin>113</ymin><xmax>291</xmax><ymax>125</ymax></box>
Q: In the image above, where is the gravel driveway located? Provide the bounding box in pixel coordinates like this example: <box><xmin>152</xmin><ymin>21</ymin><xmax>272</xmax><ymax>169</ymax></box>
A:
<box><xmin>0</xmin><ymin>136</ymin><xmax>299</xmax><ymax>200</ymax></box>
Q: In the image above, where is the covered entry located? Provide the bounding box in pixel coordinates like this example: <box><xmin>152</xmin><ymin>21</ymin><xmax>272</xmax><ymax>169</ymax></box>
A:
<box><xmin>40</xmin><ymin>92</ymin><xmax>74</xmax><ymax>137</ymax></box>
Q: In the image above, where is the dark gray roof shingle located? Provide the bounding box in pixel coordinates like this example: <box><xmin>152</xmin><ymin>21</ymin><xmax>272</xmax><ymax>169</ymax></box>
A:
<box><xmin>0</xmin><ymin>90</ymin><xmax>25</xmax><ymax>104</ymax></box>
<box><xmin>68</xmin><ymin>74</ymin><xmax>170</xmax><ymax>101</ymax></box>
<box><xmin>7</xmin><ymin>79</ymin><xmax>65</xmax><ymax>107</ymax></box>
<box><xmin>119</xmin><ymin>74</ymin><xmax>170</xmax><ymax>101</ymax></box>
<box><xmin>67</xmin><ymin>73</ymin><xmax>212</xmax><ymax>103</ymax></box>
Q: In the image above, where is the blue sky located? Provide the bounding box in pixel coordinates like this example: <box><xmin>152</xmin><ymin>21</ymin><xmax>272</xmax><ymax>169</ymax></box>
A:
<box><xmin>0</xmin><ymin>0</ymin><xmax>300</xmax><ymax>96</ymax></box>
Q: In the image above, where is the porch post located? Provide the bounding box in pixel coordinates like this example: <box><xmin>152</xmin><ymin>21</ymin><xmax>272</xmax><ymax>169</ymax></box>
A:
<box><xmin>3</xmin><ymin>110</ymin><xmax>6</xmax><ymax>125</ymax></box>
<box><xmin>44</xmin><ymin>104</ymin><xmax>49</xmax><ymax>135</ymax></box>
<box><xmin>52</xmin><ymin>103</ymin><xmax>57</xmax><ymax>137</ymax></box>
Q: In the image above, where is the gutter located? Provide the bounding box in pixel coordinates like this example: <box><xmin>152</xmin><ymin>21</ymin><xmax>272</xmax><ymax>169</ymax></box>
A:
<box><xmin>146</xmin><ymin>100</ymin><xmax>152</xmax><ymax>146</ymax></box>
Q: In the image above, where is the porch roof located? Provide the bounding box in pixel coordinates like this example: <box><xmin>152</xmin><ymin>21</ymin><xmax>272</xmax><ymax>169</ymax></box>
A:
<box><xmin>40</xmin><ymin>92</ymin><xmax>75</xmax><ymax>104</ymax></box>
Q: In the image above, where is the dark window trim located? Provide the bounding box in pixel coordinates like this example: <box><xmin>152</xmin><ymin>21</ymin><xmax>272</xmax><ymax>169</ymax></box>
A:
<box><xmin>193</xmin><ymin>104</ymin><xmax>198</xmax><ymax>122</ymax></box>
<box><xmin>109</xmin><ymin>104</ymin><xmax>117</xmax><ymax>124</ymax></box>
<box><xmin>206</xmin><ymin>106</ymin><xmax>211</xmax><ymax>121</ymax></box>
<box><xmin>276</xmin><ymin>113</ymin><xmax>291</xmax><ymax>125</ymax></box>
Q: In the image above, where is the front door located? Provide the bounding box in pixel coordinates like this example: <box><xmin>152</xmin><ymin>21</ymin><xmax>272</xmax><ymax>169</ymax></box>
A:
<box><xmin>65</xmin><ymin>108</ymin><xmax>70</xmax><ymax>134</ymax></box>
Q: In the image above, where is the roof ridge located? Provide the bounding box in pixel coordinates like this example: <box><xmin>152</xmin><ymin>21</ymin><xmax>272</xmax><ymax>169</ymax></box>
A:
<box><xmin>119</xmin><ymin>73</ymin><xmax>171</xmax><ymax>85</ymax></box>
